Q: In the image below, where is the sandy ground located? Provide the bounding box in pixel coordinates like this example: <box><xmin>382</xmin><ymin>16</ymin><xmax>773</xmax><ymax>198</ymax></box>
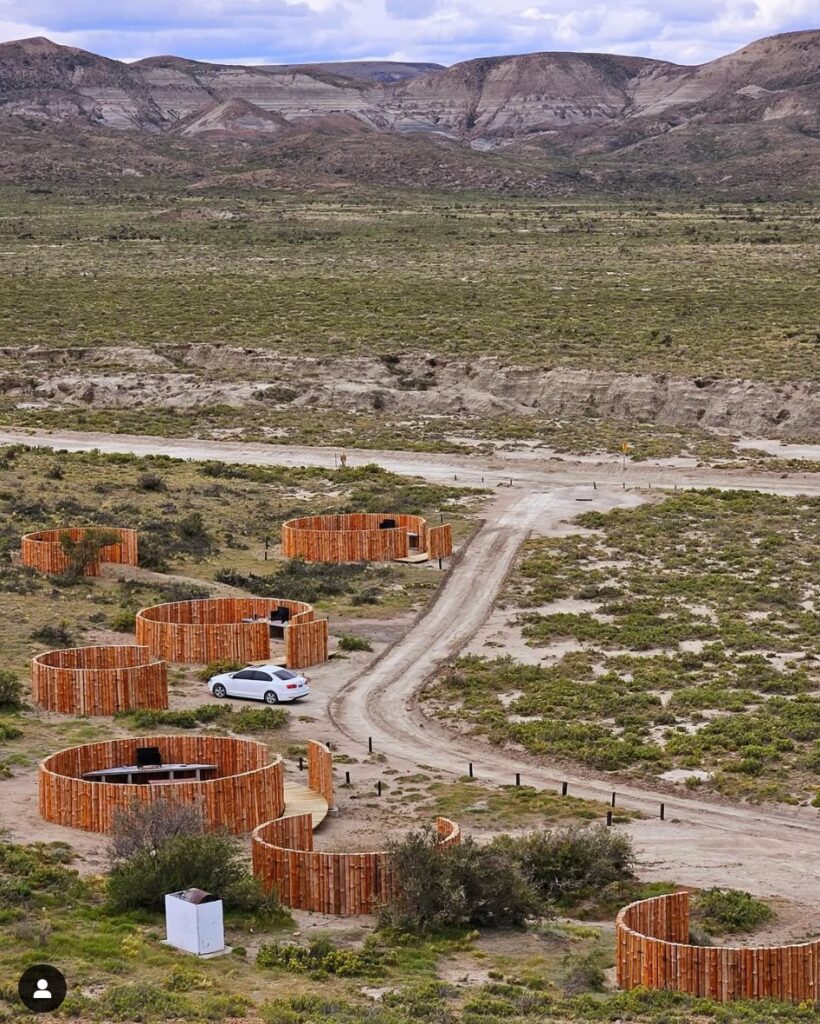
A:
<box><xmin>1</xmin><ymin>428</ymin><xmax>819</xmax><ymax>914</ymax></box>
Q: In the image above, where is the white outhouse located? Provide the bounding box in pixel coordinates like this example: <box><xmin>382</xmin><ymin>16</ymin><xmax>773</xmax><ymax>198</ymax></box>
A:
<box><xmin>164</xmin><ymin>888</ymin><xmax>225</xmax><ymax>956</ymax></box>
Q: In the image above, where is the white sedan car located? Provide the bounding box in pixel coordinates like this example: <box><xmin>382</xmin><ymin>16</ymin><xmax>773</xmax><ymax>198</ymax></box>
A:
<box><xmin>208</xmin><ymin>664</ymin><xmax>309</xmax><ymax>704</ymax></box>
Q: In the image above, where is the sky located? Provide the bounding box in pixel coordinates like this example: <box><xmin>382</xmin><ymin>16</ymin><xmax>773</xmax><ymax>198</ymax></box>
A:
<box><xmin>0</xmin><ymin>0</ymin><xmax>816</xmax><ymax>67</ymax></box>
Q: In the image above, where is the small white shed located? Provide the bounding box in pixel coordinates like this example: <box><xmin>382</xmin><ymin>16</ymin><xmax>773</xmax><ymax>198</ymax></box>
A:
<box><xmin>164</xmin><ymin>888</ymin><xmax>225</xmax><ymax>956</ymax></box>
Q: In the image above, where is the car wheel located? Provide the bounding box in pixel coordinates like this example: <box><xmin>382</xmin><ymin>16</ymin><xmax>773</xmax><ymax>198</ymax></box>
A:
<box><xmin>264</xmin><ymin>690</ymin><xmax>279</xmax><ymax>705</ymax></box>
<box><xmin>212</xmin><ymin>683</ymin><xmax>227</xmax><ymax>698</ymax></box>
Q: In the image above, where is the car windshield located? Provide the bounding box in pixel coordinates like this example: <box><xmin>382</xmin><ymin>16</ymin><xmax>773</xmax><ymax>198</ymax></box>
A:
<box><xmin>273</xmin><ymin>670</ymin><xmax>296</xmax><ymax>680</ymax></box>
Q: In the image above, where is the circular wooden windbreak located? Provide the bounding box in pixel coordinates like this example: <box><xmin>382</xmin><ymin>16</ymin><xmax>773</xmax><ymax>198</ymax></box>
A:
<box><xmin>282</xmin><ymin>513</ymin><xmax>453</xmax><ymax>563</ymax></box>
<box><xmin>21</xmin><ymin>527</ymin><xmax>138</xmax><ymax>576</ymax></box>
<box><xmin>39</xmin><ymin>735</ymin><xmax>284</xmax><ymax>834</ymax></box>
<box><xmin>616</xmin><ymin>891</ymin><xmax>820</xmax><ymax>1003</ymax></box>
<box><xmin>31</xmin><ymin>645</ymin><xmax>168</xmax><ymax>716</ymax></box>
<box><xmin>252</xmin><ymin>815</ymin><xmax>460</xmax><ymax>915</ymax></box>
<box><xmin>135</xmin><ymin>596</ymin><xmax>328</xmax><ymax>669</ymax></box>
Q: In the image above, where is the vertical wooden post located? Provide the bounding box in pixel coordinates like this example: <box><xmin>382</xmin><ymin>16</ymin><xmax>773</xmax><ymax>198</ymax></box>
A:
<box><xmin>561</xmin><ymin>781</ymin><xmax>568</xmax><ymax>796</ymax></box>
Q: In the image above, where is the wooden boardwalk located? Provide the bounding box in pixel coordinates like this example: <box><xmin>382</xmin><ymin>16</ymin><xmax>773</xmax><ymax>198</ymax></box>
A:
<box><xmin>283</xmin><ymin>780</ymin><xmax>329</xmax><ymax>829</ymax></box>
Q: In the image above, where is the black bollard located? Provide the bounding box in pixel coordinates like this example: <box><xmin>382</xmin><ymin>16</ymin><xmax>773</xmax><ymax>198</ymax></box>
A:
<box><xmin>561</xmin><ymin>781</ymin><xmax>568</xmax><ymax>796</ymax></box>
<box><xmin>611</xmin><ymin>792</ymin><xmax>616</xmax><ymax>807</ymax></box>
<box><xmin>368</xmin><ymin>736</ymin><xmax>373</xmax><ymax>754</ymax></box>
<box><xmin>515</xmin><ymin>772</ymin><xmax>521</xmax><ymax>787</ymax></box>
<box><xmin>606</xmin><ymin>810</ymin><xmax>613</xmax><ymax>826</ymax></box>
<box><xmin>376</xmin><ymin>780</ymin><xmax>382</xmax><ymax>797</ymax></box>
<box><xmin>660</xmin><ymin>802</ymin><xmax>665</xmax><ymax>821</ymax></box>
<box><xmin>468</xmin><ymin>762</ymin><xmax>473</xmax><ymax>778</ymax></box>
<box><xmin>345</xmin><ymin>770</ymin><xmax>350</xmax><ymax>786</ymax></box>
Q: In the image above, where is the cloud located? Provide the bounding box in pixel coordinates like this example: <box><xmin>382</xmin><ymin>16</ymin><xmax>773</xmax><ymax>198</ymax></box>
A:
<box><xmin>0</xmin><ymin>0</ymin><xmax>815</xmax><ymax>65</ymax></box>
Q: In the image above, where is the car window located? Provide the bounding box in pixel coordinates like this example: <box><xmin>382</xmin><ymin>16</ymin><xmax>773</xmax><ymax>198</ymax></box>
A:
<box><xmin>273</xmin><ymin>670</ymin><xmax>295</xmax><ymax>680</ymax></box>
<box><xmin>233</xmin><ymin>670</ymin><xmax>256</xmax><ymax>680</ymax></box>
<box><xmin>250</xmin><ymin>670</ymin><xmax>273</xmax><ymax>682</ymax></box>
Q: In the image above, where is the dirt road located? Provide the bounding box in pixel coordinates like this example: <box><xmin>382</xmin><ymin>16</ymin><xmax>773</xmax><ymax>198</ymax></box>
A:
<box><xmin>3</xmin><ymin>427</ymin><xmax>819</xmax><ymax>905</ymax></box>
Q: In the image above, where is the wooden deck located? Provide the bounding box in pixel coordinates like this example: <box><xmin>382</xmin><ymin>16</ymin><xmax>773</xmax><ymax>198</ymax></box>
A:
<box><xmin>282</xmin><ymin>780</ymin><xmax>329</xmax><ymax>829</ymax></box>
<box><xmin>395</xmin><ymin>551</ymin><xmax>431</xmax><ymax>564</ymax></box>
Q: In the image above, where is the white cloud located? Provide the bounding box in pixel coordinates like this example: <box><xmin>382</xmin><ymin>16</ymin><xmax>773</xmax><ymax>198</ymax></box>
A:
<box><xmin>0</xmin><ymin>0</ymin><xmax>815</xmax><ymax>65</ymax></box>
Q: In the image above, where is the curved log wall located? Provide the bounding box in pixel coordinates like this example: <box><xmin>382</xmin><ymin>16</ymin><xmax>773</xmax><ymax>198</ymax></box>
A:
<box><xmin>136</xmin><ymin>597</ymin><xmax>328</xmax><ymax>669</ymax></box>
<box><xmin>252</xmin><ymin>815</ymin><xmax>461</xmax><ymax>916</ymax></box>
<box><xmin>31</xmin><ymin>645</ymin><xmax>168</xmax><ymax>716</ymax></box>
<box><xmin>39</xmin><ymin>735</ymin><xmax>284</xmax><ymax>834</ymax></box>
<box><xmin>307</xmin><ymin>740</ymin><xmax>334</xmax><ymax>808</ymax></box>
<box><xmin>281</xmin><ymin>513</ymin><xmax>453</xmax><ymax>563</ymax></box>
<box><xmin>616</xmin><ymin>892</ymin><xmax>819</xmax><ymax>1003</ymax></box>
<box><xmin>21</xmin><ymin>527</ymin><xmax>138</xmax><ymax>576</ymax></box>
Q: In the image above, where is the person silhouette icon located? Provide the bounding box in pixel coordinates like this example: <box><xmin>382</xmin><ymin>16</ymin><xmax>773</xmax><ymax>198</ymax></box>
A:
<box><xmin>18</xmin><ymin>963</ymin><xmax>67</xmax><ymax>1012</ymax></box>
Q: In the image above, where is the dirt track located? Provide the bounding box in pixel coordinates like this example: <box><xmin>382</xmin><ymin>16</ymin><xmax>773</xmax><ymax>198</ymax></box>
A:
<box><xmin>2</xmin><ymin>428</ymin><xmax>819</xmax><ymax>906</ymax></box>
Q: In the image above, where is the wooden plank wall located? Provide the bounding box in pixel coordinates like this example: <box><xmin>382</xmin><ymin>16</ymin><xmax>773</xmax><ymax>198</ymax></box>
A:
<box><xmin>251</xmin><ymin>816</ymin><xmax>461</xmax><ymax>916</ymax></box>
<box><xmin>31</xmin><ymin>644</ymin><xmax>169</xmax><ymax>715</ymax></box>
<box><xmin>39</xmin><ymin>735</ymin><xmax>284</xmax><ymax>834</ymax></box>
<box><xmin>286</xmin><ymin>619</ymin><xmax>329</xmax><ymax>670</ymax></box>
<box><xmin>428</xmin><ymin>524</ymin><xmax>453</xmax><ymax>560</ymax></box>
<box><xmin>281</xmin><ymin>513</ymin><xmax>433</xmax><ymax>563</ymax></box>
<box><xmin>136</xmin><ymin>597</ymin><xmax>328</xmax><ymax>669</ymax></box>
<box><xmin>616</xmin><ymin>892</ymin><xmax>820</xmax><ymax>1003</ymax></box>
<box><xmin>21</xmin><ymin>527</ymin><xmax>139</xmax><ymax>576</ymax></box>
<box><xmin>306</xmin><ymin>740</ymin><xmax>334</xmax><ymax>808</ymax></box>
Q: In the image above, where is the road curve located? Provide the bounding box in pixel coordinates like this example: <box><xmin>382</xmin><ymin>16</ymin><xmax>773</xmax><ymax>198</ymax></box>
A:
<box><xmin>3</xmin><ymin>427</ymin><xmax>819</xmax><ymax>903</ymax></box>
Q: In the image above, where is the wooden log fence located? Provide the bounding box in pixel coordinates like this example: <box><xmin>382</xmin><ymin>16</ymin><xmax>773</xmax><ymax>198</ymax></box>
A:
<box><xmin>251</xmin><ymin>815</ymin><xmax>461</xmax><ymax>916</ymax></box>
<box><xmin>616</xmin><ymin>891</ymin><xmax>819</xmax><ymax>1003</ymax></box>
<box><xmin>39</xmin><ymin>735</ymin><xmax>284</xmax><ymax>834</ymax></box>
<box><xmin>281</xmin><ymin>513</ymin><xmax>453</xmax><ymax>563</ymax></box>
<box><xmin>135</xmin><ymin>597</ymin><xmax>328</xmax><ymax>669</ymax></box>
<box><xmin>307</xmin><ymin>740</ymin><xmax>334</xmax><ymax>808</ymax></box>
<box><xmin>31</xmin><ymin>645</ymin><xmax>168</xmax><ymax>716</ymax></box>
<box><xmin>21</xmin><ymin>527</ymin><xmax>138</xmax><ymax>576</ymax></box>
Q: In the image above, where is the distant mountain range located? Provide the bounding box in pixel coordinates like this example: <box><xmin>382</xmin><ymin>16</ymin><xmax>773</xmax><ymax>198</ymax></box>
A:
<box><xmin>0</xmin><ymin>31</ymin><xmax>818</xmax><ymax>194</ymax></box>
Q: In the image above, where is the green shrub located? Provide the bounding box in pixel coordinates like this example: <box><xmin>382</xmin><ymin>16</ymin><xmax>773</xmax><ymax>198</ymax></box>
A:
<box><xmin>0</xmin><ymin>670</ymin><xmax>22</xmax><ymax>708</ymax></box>
<box><xmin>337</xmin><ymin>634</ymin><xmax>373</xmax><ymax>652</ymax></box>
<box><xmin>257</xmin><ymin>935</ymin><xmax>395</xmax><ymax>979</ymax></box>
<box><xmin>197</xmin><ymin>660</ymin><xmax>243</xmax><ymax>683</ymax></box>
<box><xmin>59</xmin><ymin>526</ymin><xmax>121</xmax><ymax>577</ymax></box>
<box><xmin>0</xmin><ymin>719</ymin><xmax>22</xmax><ymax>740</ymax></box>
<box><xmin>30</xmin><ymin>621</ymin><xmax>74</xmax><ymax>648</ymax></box>
<box><xmin>110</xmin><ymin>607</ymin><xmax>137</xmax><ymax>632</ymax></box>
<box><xmin>110</xmin><ymin>799</ymin><xmax>205</xmax><ymax>862</ymax></box>
<box><xmin>107</xmin><ymin>831</ymin><xmax>280</xmax><ymax>916</ymax></box>
<box><xmin>493</xmin><ymin>824</ymin><xmax>636</xmax><ymax>907</ymax></box>
<box><xmin>380</xmin><ymin>826</ymin><xmax>542</xmax><ymax>934</ymax></box>
<box><xmin>229</xmin><ymin>707</ymin><xmax>287</xmax><ymax>732</ymax></box>
<box><xmin>694</xmin><ymin>888</ymin><xmax>774</xmax><ymax>935</ymax></box>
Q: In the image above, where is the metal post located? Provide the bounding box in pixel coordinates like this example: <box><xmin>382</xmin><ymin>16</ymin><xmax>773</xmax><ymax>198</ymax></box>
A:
<box><xmin>611</xmin><ymin>792</ymin><xmax>616</xmax><ymax>807</ymax></box>
<box><xmin>376</xmin><ymin>780</ymin><xmax>382</xmax><ymax>797</ymax></box>
<box><xmin>298</xmin><ymin>757</ymin><xmax>304</xmax><ymax>771</ymax></box>
<box><xmin>515</xmin><ymin>772</ymin><xmax>521</xmax><ymax>787</ymax></box>
<box><xmin>660</xmin><ymin>802</ymin><xmax>665</xmax><ymax>821</ymax></box>
<box><xmin>368</xmin><ymin>736</ymin><xmax>373</xmax><ymax>754</ymax></box>
<box><xmin>345</xmin><ymin>771</ymin><xmax>350</xmax><ymax>785</ymax></box>
<box><xmin>561</xmin><ymin>781</ymin><xmax>568</xmax><ymax>796</ymax></box>
<box><xmin>468</xmin><ymin>762</ymin><xmax>473</xmax><ymax>778</ymax></box>
<box><xmin>606</xmin><ymin>810</ymin><xmax>613</xmax><ymax>826</ymax></box>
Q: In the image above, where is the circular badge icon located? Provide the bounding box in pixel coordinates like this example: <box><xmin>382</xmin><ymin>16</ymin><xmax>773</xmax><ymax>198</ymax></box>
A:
<box><xmin>18</xmin><ymin>964</ymin><xmax>68</xmax><ymax>1013</ymax></box>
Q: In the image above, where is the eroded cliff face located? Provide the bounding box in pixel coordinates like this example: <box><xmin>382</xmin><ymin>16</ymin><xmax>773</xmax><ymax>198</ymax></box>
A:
<box><xmin>2</xmin><ymin>30</ymin><xmax>818</xmax><ymax>144</ymax></box>
<box><xmin>1</xmin><ymin>346</ymin><xmax>816</xmax><ymax>439</ymax></box>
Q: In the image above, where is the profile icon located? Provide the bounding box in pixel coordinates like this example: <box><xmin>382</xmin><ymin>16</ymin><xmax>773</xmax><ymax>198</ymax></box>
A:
<box><xmin>18</xmin><ymin>964</ymin><xmax>67</xmax><ymax>1013</ymax></box>
<box><xmin>34</xmin><ymin>978</ymin><xmax>52</xmax><ymax>999</ymax></box>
